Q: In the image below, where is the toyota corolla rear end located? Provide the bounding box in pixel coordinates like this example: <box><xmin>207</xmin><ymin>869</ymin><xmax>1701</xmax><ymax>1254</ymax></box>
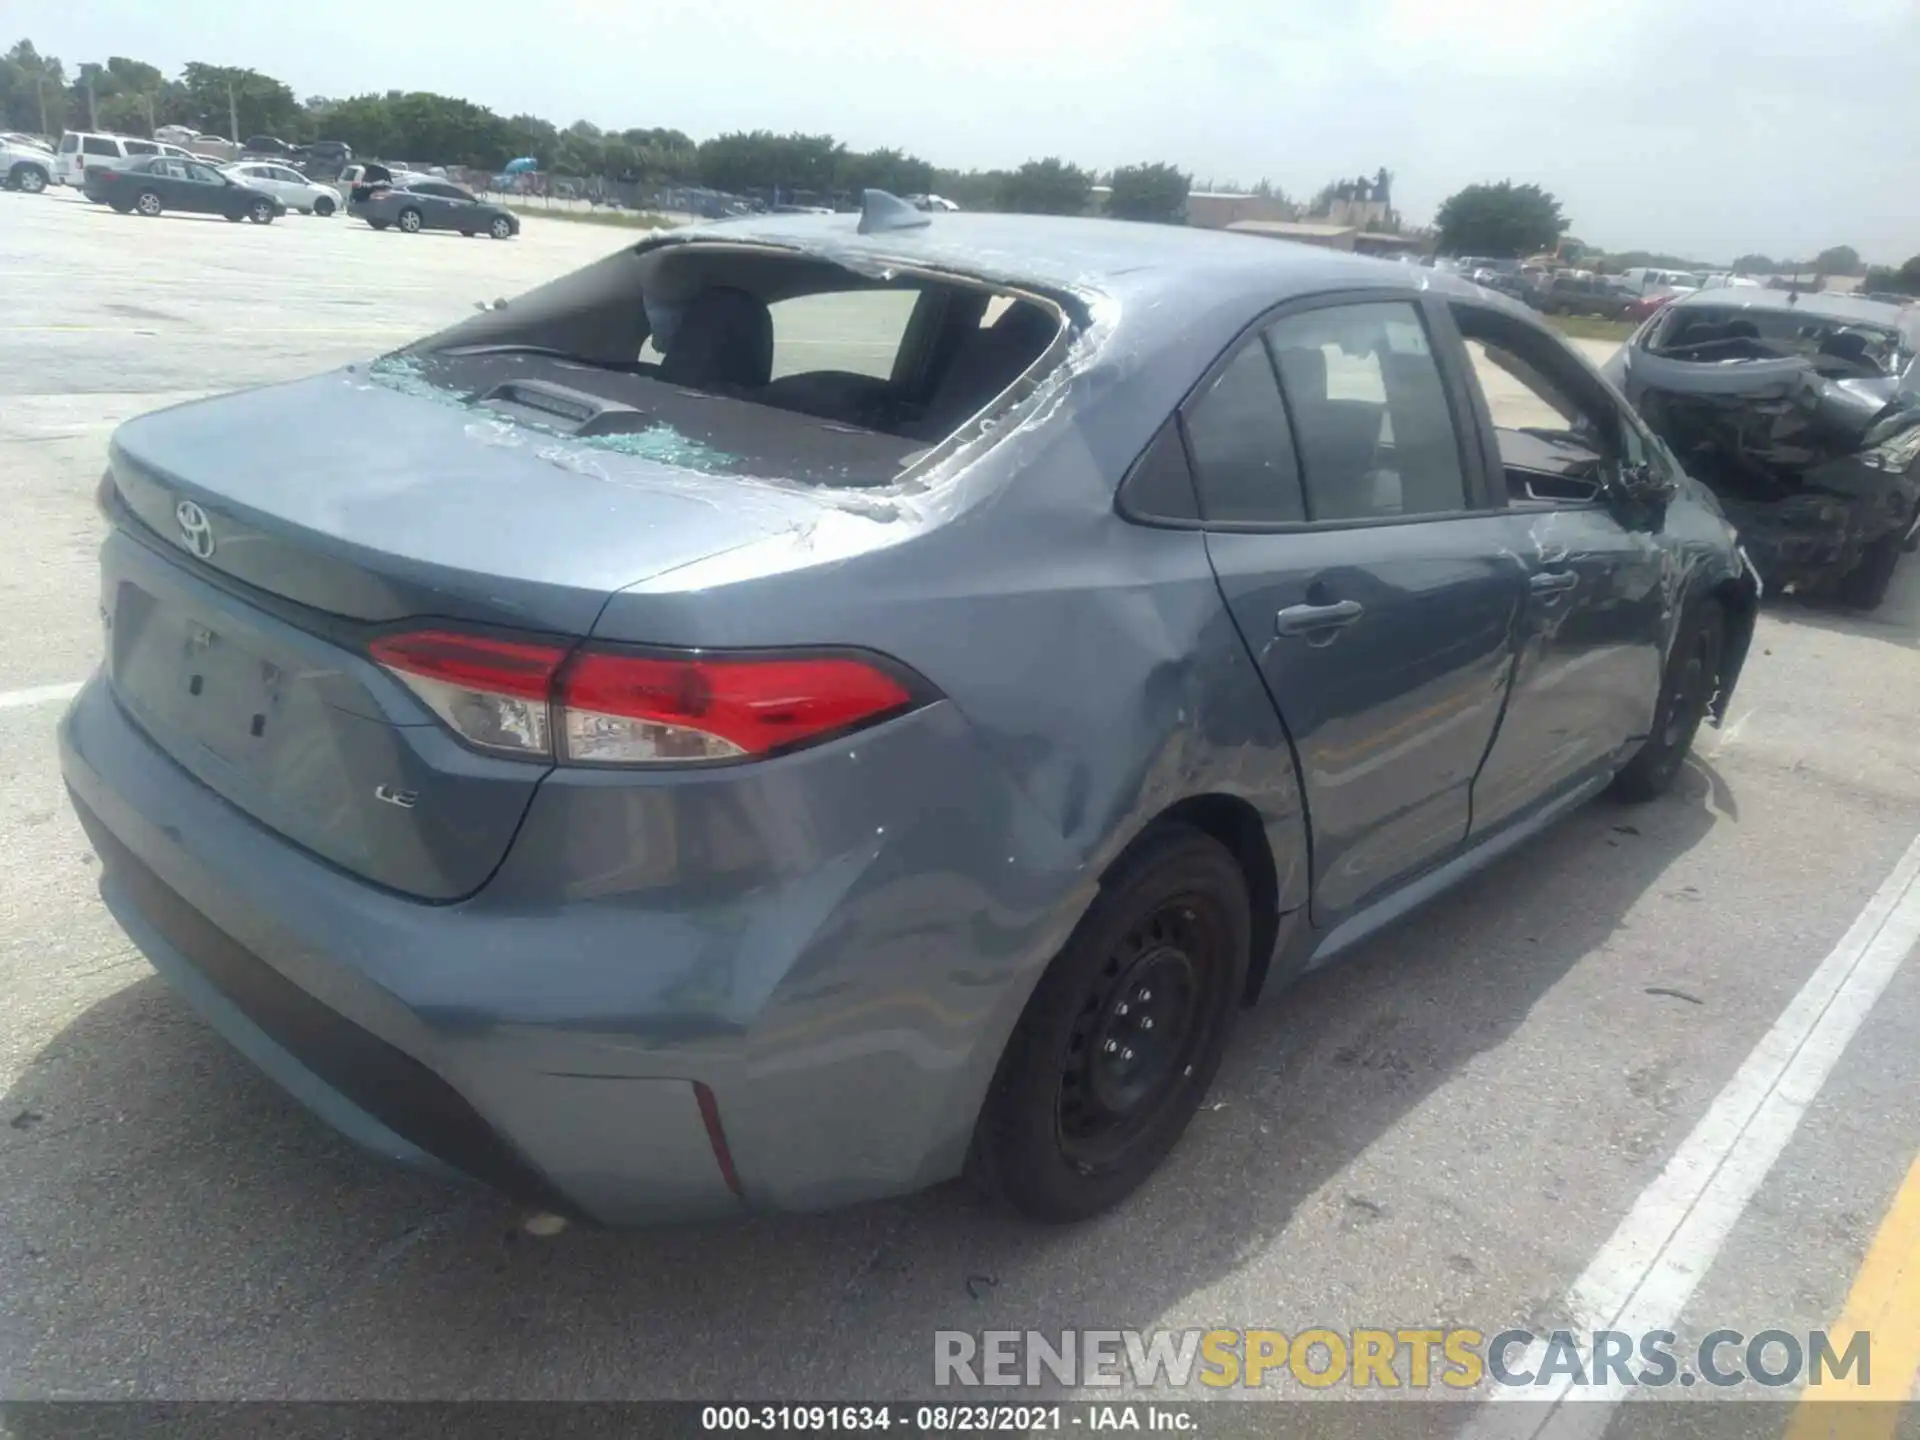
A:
<box><xmin>59</xmin><ymin>245</ymin><xmax>1087</xmax><ymax>1221</ymax></box>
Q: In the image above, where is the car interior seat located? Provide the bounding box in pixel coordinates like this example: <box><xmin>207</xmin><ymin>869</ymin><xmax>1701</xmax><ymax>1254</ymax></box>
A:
<box><xmin>1379</xmin><ymin>350</ymin><xmax>1465</xmax><ymax>514</ymax></box>
<box><xmin>1272</xmin><ymin>345</ymin><xmax>1386</xmax><ymax>518</ymax></box>
<box><xmin>659</xmin><ymin>287</ymin><xmax>775</xmax><ymax>392</ymax></box>
<box><xmin>906</xmin><ymin>301</ymin><xmax>1059</xmax><ymax>440</ymax></box>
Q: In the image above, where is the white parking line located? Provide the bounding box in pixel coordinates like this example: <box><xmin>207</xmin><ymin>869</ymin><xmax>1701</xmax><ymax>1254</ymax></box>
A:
<box><xmin>0</xmin><ymin>681</ymin><xmax>83</xmax><ymax>712</ymax></box>
<box><xmin>1470</xmin><ymin>828</ymin><xmax>1920</xmax><ymax>1438</ymax></box>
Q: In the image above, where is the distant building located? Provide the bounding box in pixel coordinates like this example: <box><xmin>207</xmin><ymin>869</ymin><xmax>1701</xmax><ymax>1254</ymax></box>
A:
<box><xmin>1086</xmin><ymin>186</ymin><xmax>1298</xmax><ymax>230</ymax></box>
<box><xmin>1225</xmin><ymin>219</ymin><xmax>1424</xmax><ymax>258</ymax></box>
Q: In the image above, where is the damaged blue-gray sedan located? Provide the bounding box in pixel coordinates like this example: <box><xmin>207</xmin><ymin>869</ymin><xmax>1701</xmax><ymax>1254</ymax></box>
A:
<box><xmin>61</xmin><ymin>193</ymin><xmax>1758</xmax><ymax>1225</ymax></box>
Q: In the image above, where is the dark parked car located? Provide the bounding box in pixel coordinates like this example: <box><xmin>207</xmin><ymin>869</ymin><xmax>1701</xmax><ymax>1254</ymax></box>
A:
<box><xmin>1605</xmin><ymin>288</ymin><xmax>1920</xmax><ymax>607</ymax></box>
<box><xmin>240</xmin><ymin>135</ymin><xmax>295</xmax><ymax>158</ymax></box>
<box><xmin>1537</xmin><ymin>273</ymin><xmax>1634</xmax><ymax>319</ymax></box>
<box><xmin>350</xmin><ymin>175</ymin><xmax>519</xmax><ymax>238</ymax></box>
<box><xmin>290</xmin><ymin>139</ymin><xmax>353</xmax><ymax>181</ymax></box>
<box><xmin>62</xmin><ymin>202</ymin><xmax>1758</xmax><ymax>1227</ymax></box>
<box><xmin>81</xmin><ymin>154</ymin><xmax>284</xmax><ymax>222</ymax></box>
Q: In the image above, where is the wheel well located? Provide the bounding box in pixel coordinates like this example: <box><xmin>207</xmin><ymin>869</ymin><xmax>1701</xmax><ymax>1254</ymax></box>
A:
<box><xmin>1149</xmin><ymin>794</ymin><xmax>1281</xmax><ymax>1005</ymax></box>
<box><xmin>1705</xmin><ymin>574</ymin><xmax>1758</xmax><ymax>722</ymax></box>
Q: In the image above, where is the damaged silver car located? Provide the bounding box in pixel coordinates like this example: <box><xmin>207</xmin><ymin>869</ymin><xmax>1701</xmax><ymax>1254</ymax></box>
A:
<box><xmin>1605</xmin><ymin>289</ymin><xmax>1920</xmax><ymax>608</ymax></box>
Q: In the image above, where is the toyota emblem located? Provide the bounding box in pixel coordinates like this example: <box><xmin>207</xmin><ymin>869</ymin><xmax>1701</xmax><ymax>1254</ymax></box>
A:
<box><xmin>174</xmin><ymin>499</ymin><xmax>216</xmax><ymax>559</ymax></box>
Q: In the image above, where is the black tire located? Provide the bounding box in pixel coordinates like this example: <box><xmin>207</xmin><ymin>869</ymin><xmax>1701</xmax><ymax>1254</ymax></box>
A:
<box><xmin>1837</xmin><ymin>531</ymin><xmax>1903</xmax><ymax>611</ymax></box>
<box><xmin>249</xmin><ymin>198</ymin><xmax>275</xmax><ymax>224</ymax></box>
<box><xmin>312</xmin><ymin>195</ymin><xmax>335</xmax><ymax>217</ymax></box>
<box><xmin>10</xmin><ymin>162</ymin><xmax>48</xmax><ymax>194</ymax></box>
<box><xmin>134</xmin><ymin>189</ymin><xmax>162</xmax><ymax>217</ymax></box>
<box><xmin>1611</xmin><ymin>601</ymin><xmax>1727</xmax><ymax>802</ymax></box>
<box><xmin>489</xmin><ymin>215</ymin><xmax>514</xmax><ymax>240</ymax></box>
<box><xmin>368</xmin><ymin>218</ymin><xmax>390</xmax><ymax>230</ymax></box>
<box><xmin>968</xmin><ymin>825</ymin><xmax>1250</xmax><ymax>1222</ymax></box>
<box><xmin>397</xmin><ymin>206</ymin><xmax>423</xmax><ymax>233</ymax></box>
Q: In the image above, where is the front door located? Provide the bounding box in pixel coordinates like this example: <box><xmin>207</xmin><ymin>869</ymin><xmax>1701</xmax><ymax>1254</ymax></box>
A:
<box><xmin>180</xmin><ymin>161</ymin><xmax>231</xmax><ymax>214</ymax></box>
<box><xmin>1438</xmin><ymin>301</ymin><xmax>1670</xmax><ymax>835</ymax></box>
<box><xmin>1188</xmin><ymin>295</ymin><xmax>1527</xmax><ymax>926</ymax></box>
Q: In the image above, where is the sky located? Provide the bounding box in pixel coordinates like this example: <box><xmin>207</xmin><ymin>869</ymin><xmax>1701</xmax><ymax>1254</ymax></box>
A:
<box><xmin>11</xmin><ymin>0</ymin><xmax>1919</xmax><ymax>264</ymax></box>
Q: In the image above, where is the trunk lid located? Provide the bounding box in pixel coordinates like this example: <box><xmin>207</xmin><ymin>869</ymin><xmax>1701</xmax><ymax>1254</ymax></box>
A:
<box><xmin>101</xmin><ymin>368</ymin><xmax>822</xmax><ymax>900</ymax></box>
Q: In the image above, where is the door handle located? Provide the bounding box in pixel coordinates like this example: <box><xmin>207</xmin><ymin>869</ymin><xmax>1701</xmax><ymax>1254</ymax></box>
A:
<box><xmin>1275</xmin><ymin>599</ymin><xmax>1365</xmax><ymax>637</ymax></box>
<box><xmin>1529</xmin><ymin>570</ymin><xmax>1578</xmax><ymax>595</ymax></box>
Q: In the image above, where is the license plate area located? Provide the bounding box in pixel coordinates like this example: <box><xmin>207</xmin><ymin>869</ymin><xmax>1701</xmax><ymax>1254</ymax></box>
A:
<box><xmin>110</xmin><ymin>581</ymin><xmax>299</xmax><ymax>765</ymax></box>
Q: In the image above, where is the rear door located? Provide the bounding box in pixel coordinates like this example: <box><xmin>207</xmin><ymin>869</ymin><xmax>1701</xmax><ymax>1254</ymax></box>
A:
<box><xmin>1190</xmin><ymin>293</ymin><xmax>1527</xmax><ymax>926</ymax></box>
<box><xmin>143</xmin><ymin>158</ymin><xmax>191</xmax><ymax>206</ymax></box>
<box><xmin>1437</xmin><ymin>300</ymin><xmax>1669</xmax><ymax>835</ymax></box>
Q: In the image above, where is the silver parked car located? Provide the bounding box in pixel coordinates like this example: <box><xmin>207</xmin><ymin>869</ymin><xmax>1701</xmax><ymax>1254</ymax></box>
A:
<box><xmin>349</xmin><ymin>172</ymin><xmax>518</xmax><ymax>238</ymax></box>
<box><xmin>62</xmin><ymin>198</ymin><xmax>1756</xmax><ymax>1225</ymax></box>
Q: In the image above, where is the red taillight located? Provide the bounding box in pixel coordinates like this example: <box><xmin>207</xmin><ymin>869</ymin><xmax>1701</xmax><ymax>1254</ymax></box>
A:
<box><xmin>369</xmin><ymin>630</ymin><xmax>566</xmax><ymax>757</ymax></box>
<box><xmin>369</xmin><ymin>629</ymin><xmax>922</xmax><ymax>766</ymax></box>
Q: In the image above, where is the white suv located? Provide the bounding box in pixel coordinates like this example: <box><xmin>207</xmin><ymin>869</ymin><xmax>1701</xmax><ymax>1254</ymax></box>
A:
<box><xmin>53</xmin><ymin>132</ymin><xmax>197</xmax><ymax>188</ymax></box>
<box><xmin>2</xmin><ymin>134</ymin><xmax>53</xmax><ymax>193</ymax></box>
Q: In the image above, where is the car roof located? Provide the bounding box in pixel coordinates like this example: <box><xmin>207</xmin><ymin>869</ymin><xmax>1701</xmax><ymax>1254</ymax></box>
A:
<box><xmin>659</xmin><ymin>210</ymin><xmax>1496</xmax><ymax>315</ymax></box>
<box><xmin>1667</xmin><ymin>286</ymin><xmax>1909</xmax><ymax>329</ymax></box>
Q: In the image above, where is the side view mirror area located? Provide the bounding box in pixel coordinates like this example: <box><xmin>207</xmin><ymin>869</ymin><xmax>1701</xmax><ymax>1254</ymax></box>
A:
<box><xmin>1609</xmin><ymin>460</ymin><xmax>1680</xmax><ymax>515</ymax></box>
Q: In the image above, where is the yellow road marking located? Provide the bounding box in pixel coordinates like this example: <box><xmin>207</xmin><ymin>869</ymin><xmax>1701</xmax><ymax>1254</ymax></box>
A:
<box><xmin>1784</xmin><ymin>1148</ymin><xmax>1920</xmax><ymax>1438</ymax></box>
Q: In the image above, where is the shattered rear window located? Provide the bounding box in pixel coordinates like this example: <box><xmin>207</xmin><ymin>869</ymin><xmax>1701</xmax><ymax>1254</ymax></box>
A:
<box><xmin>366</xmin><ymin>351</ymin><xmax>927</xmax><ymax>487</ymax></box>
<box><xmin>380</xmin><ymin>246</ymin><xmax>1067</xmax><ymax>488</ymax></box>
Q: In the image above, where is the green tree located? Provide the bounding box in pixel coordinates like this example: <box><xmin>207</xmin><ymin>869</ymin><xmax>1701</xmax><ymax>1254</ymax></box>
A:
<box><xmin>837</xmin><ymin>146</ymin><xmax>934</xmax><ymax>198</ymax></box>
<box><xmin>929</xmin><ymin>166</ymin><xmax>1007</xmax><ymax>211</ymax></box>
<box><xmin>178</xmin><ymin>62</ymin><xmax>300</xmax><ymax>140</ymax></box>
<box><xmin>1730</xmin><ymin>253</ymin><xmax>1775</xmax><ymax>275</ymax></box>
<box><xmin>1</xmin><ymin>40</ymin><xmax>69</xmax><ymax>135</ymax></box>
<box><xmin>1105</xmin><ymin>161</ymin><xmax>1190</xmax><ymax>224</ymax></box>
<box><xmin>1812</xmin><ymin>245</ymin><xmax>1862</xmax><ymax>276</ymax></box>
<box><xmin>1861</xmin><ymin>256</ymin><xmax>1920</xmax><ymax>296</ymax></box>
<box><xmin>1434</xmin><ymin>180</ymin><xmax>1568</xmax><ymax>257</ymax></box>
<box><xmin>998</xmin><ymin>156</ymin><xmax>1092</xmax><ymax>215</ymax></box>
<box><xmin>696</xmin><ymin>130</ymin><xmax>845</xmax><ymax>194</ymax></box>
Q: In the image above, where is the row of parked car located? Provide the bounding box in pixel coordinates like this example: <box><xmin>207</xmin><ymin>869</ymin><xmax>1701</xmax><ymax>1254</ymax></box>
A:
<box><xmin>2</xmin><ymin>130</ymin><xmax>519</xmax><ymax>239</ymax></box>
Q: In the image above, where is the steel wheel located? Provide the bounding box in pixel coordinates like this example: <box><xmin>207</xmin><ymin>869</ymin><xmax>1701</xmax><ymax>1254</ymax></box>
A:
<box><xmin>490</xmin><ymin>216</ymin><xmax>513</xmax><ymax>239</ymax></box>
<box><xmin>135</xmin><ymin>190</ymin><xmax>162</xmax><ymax>216</ymax></box>
<box><xmin>1057</xmin><ymin>901</ymin><xmax>1216</xmax><ymax>1169</ymax></box>
<box><xmin>398</xmin><ymin>207</ymin><xmax>423</xmax><ymax>233</ymax></box>
<box><xmin>15</xmin><ymin>165</ymin><xmax>47</xmax><ymax>194</ymax></box>
<box><xmin>969</xmin><ymin>824</ymin><xmax>1249</xmax><ymax>1222</ymax></box>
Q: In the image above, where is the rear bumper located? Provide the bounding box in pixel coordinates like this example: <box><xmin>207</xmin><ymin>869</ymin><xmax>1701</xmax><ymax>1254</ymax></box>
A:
<box><xmin>59</xmin><ymin>674</ymin><xmax>1081</xmax><ymax>1223</ymax></box>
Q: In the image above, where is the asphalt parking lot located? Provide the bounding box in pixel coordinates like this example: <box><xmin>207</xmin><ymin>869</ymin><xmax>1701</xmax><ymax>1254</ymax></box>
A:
<box><xmin>3</xmin><ymin>186</ymin><xmax>1919</xmax><ymax>1424</ymax></box>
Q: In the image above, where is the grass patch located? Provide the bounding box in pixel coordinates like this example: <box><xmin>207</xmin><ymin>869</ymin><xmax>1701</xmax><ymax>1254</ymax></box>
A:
<box><xmin>1546</xmin><ymin>314</ymin><xmax>1635</xmax><ymax>343</ymax></box>
<box><xmin>500</xmin><ymin>202</ymin><xmax>678</xmax><ymax>230</ymax></box>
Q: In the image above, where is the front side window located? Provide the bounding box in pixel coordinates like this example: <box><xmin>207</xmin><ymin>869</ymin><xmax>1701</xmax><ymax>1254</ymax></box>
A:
<box><xmin>1453</xmin><ymin>302</ymin><xmax>1623</xmax><ymax>504</ymax></box>
<box><xmin>185</xmin><ymin>162</ymin><xmax>223</xmax><ymax>184</ymax></box>
<box><xmin>1265</xmin><ymin>301</ymin><xmax>1469</xmax><ymax>521</ymax></box>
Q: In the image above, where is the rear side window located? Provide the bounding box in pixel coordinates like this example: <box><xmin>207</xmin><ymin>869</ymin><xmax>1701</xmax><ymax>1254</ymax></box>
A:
<box><xmin>1265</xmin><ymin>302</ymin><xmax>1469</xmax><ymax>522</ymax></box>
<box><xmin>766</xmin><ymin>291</ymin><xmax>919</xmax><ymax>381</ymax></box>
<box><xmin>1183</xmin><ymin>339</ymin><xmax>1306</xmax><ymax>524</ymax></box>
<box><xmin>82</xmin><ymin>136</ymin><xmax>117</xmax><ymax>156</ymax></box>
